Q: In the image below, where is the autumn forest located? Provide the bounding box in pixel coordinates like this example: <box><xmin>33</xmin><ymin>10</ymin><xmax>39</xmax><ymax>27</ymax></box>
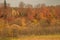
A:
<box><xmin>0</xmin><ymin>2</ymin><xmax>60</xmax><ymax>37</ymax></box>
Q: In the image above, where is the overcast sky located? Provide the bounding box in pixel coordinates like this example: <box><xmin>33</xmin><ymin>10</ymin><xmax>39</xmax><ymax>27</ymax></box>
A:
<box><xmin>0</xmin><ymin>0</ymin><xmax>60</xmax><ymax>7</ymax></box>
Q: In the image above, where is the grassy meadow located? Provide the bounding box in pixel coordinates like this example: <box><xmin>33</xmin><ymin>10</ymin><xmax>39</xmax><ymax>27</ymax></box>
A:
<box><xmin>0</xmin><ymin>35</ymin><xmax>60</xmax><ymax>40</ymax></box>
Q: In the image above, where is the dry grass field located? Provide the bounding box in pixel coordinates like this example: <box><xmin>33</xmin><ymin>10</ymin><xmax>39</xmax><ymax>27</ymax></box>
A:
<box><xmin>11</xmin><ymin>35</ymin><xmax>60</xmax><ymax>40</ymax></box>
<box><xmin>0</xmin><ymin>35</ymin><xmax>60</xmax><ymax>40</ymax></box>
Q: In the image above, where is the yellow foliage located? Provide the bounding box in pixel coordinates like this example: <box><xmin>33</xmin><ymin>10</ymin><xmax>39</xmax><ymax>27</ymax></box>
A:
<box><xmin>32</xmin><ymin>19</ymin><xmax>38</xmax><ymax>24</ymax></box>
<box><xmin>12</xmin><ymin>8</ymin><xmax>19</xmax><ymax>17</ymax></box>
<box><xmin>21</xmin><ymin>17</ymin><xmax>26</xmax><ymax>26</ymax></box>
<box><xmin>12</xmin><ymin>9</ymin><xmax>16</xmax><ymax>16</ymax></box>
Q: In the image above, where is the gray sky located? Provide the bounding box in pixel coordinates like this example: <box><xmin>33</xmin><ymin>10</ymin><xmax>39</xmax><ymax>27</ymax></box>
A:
<box><xmin>0</xmin><ymin>0</ymin><xmax>60</xmax><ymax>7</ymax></box>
